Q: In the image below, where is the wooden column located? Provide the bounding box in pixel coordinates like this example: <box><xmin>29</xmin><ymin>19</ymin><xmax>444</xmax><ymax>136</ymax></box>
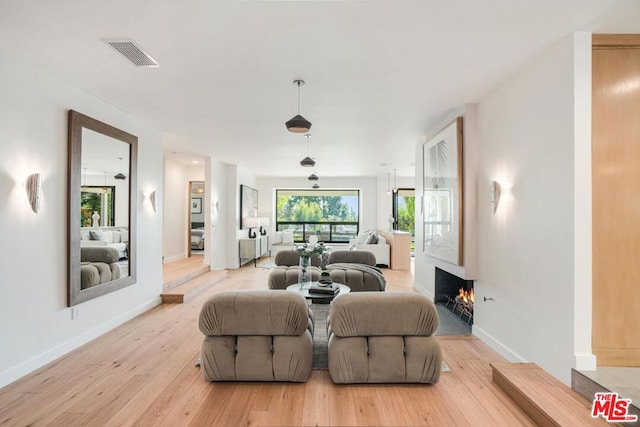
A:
<box><xmin>592</xmin><ymin>34</ymin><xmax>640</xmax><ymax>366</ymax></box>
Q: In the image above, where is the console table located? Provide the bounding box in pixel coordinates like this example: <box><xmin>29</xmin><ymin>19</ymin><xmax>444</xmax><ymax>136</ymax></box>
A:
<box><xmin>239</xmin><ymin>235</ymin><xmax>269</xmax><ymax>267</ymax></box>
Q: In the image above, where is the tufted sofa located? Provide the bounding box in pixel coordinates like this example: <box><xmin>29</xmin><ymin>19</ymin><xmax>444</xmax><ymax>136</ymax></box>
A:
<box><xmin>327</xmin><ymin>292</ymin><xmax>442</xmax><ymax>384</ymax></box>
<box><xmin>198</xmin><ymin>290</ymin><xmax>314</xmax><ymax>382</ymax></box>
<box><xmin>80</xmin><ymin>246</ymin><xmax>121</xmax><ymax>289</ymax></box>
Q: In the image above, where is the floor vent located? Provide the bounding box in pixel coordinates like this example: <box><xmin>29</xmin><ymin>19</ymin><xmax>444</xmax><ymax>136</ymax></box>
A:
<box><xmin>105</xmin><ymin>39</ymin><xmax>159</xmax><ymax>67</ymax></box>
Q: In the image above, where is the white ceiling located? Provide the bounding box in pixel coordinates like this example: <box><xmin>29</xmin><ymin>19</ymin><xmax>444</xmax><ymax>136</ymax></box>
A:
<box><xmin>0</xmin><ymin>0</ymin><xmax>635</xmax><ymax>178</ymax></box>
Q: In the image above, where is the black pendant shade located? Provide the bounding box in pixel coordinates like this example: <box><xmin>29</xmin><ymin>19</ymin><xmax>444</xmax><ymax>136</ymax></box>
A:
<box><xmin>300</xmin><ymin>156</ymin><xmax>315</xmax><ymax>167</ymax></box>
<box><xmin>286</xmin><ymin>80</ymin><xmax>312</xmax><ymax>133</ymax></box>
<box><xmin>312</xmin><ymin>183</ymin><xmax>320</xmax><ymax>189</ymax></box>
<box><xmin>308</xmin><ymin>173</ymin><xmax>319</xmax><ymax>181</ymax></box>
<box><xmin>114</xmin><ymin>157</ymin><xmax>126</xmax><ymax>180</ymax></box>
<box><xmin>286</xmin><ymin>114</ymin><xmax>312</xmax><ymax>133</ymax></box>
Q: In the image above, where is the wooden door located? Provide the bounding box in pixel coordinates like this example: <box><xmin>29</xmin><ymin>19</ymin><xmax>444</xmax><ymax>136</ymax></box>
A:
<box><xmin>592</xmin><ymin>34</ymin><xmax>640</xmax><ymax>366</ymax></box>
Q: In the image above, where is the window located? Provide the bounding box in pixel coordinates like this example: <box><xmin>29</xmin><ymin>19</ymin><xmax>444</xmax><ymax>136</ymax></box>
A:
<box><xmin>81</xmin><ymin>186</ymin><xmax>115</xmax><ymax>227</ymax></box>
<box><xmin>275</xmin><ymin>189</ymin><xmax>359</xmax><ymax>243</ymax></box>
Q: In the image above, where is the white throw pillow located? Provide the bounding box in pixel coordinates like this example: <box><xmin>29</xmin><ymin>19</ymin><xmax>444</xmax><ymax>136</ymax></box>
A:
<box><xmin>282</xmin><ymin>230</ymin><xmax>294</xmax><ymax>244</ymax></box>
<box><xmin>356</xmin><ymin>231</ymin><xmax>371</xmax><ymax>245</ymax></box>
<box><xmin>273</xmin><ymin>231</ymin><xmax>283</xmax><ymax>244</ymax></box>
<box><xmin>377</xmin><ymin>235</ymin><xmax>386</xmax><ymax>245</ymax></box>
<box><xmin>120</xmin><ymin>229</ymin><xmax>129</xmax><ymax>243</ymax></box>
<box><xmin>101</xmin><ymin>231</ymin><xmax>112</xmax><ymax>243</ymax></box>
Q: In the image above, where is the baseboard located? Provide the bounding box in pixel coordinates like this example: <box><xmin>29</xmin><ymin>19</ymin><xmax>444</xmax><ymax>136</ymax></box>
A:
<box><xmin>472</xmin><ymin>325</ymin><xmax>527</xmax><ymax>363</ymax></box>
<box><xmin>574</xmin><ymin>353</ymin><xmax>597</xmax><ymax>371</ymax></box>
<box><xmin>413</xmin><ymin>281</ymin><xmax>434</xmax><ymax>300</ymax></box>
<box><xmin>0</xmin><ymin>297</ymin><xmax>161</xmax><ymax>388</ymax></box>
<box><xmin>163</xmin><ymin>254</ymin><xmax>186</xmax><ymax>264</ymax></box>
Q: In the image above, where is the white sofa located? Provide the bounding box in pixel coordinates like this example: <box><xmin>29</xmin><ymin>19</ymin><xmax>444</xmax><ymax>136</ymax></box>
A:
<box><xmin>80</xmin><ymin>227</ymin><xmax>128</xmax><ymax>259</ymax></box>
<box><xmin>349</xmin><ymin>230</ymin><xmax>390</xmax><ymax>267</ymax></box>
<box><xmin>270</xmin><ymin>230</ymin><xmax>296</xmax><ymax>256</ymax></box>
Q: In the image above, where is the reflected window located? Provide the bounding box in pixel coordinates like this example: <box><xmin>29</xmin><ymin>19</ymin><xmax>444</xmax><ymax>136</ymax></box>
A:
<box><xmin>81</xmin><ymin>186</ymin><xmax>115</xmax><ymax>227</ymax></box>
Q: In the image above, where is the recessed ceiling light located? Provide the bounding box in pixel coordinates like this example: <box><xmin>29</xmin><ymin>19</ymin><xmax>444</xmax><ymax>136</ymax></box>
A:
<box><xmin>192</xmin><ymin>160</ymin><xmax>199</xmax><ymax>164</ymax></box>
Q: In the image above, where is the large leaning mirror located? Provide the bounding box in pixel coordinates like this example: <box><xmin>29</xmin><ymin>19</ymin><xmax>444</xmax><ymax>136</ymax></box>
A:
<box><xmin>68</xmin><ymin>110</ymin><xmax>138</xmax><ymax>306</ymax></box>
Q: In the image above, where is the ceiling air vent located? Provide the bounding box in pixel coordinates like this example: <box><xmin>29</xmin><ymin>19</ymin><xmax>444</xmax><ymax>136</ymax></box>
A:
<box><xmin>105</xmin><ymin>39</ymin><xmax>159</xmax><ymax>67</ymax></box>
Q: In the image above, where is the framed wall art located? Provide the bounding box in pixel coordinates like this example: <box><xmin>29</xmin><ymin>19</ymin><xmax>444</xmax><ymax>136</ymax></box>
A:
<box><xmin>240</xmin><ymin>184</ymin><xmax>258</xmax><ymax>229</ymax></box>
<box><xmin>191</xmin><ymin>197</ymin><xmax>202</xmax><ymax>214</ymax></box>
<box><xmin>423</xmin><ymin>117</ymin><xmax>463</xmax><ymax>265</ymax></box>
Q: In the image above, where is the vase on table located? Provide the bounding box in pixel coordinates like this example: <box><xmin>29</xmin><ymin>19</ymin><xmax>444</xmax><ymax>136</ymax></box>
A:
<box><xmin>299</xmin><ymin>255</ymin><xmax>311</xmax><ymax>290</ymax></box>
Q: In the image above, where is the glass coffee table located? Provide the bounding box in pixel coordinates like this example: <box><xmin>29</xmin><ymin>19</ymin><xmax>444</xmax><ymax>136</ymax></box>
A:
<box><xmin>286</xmin><ymin>282</ymin><xmax>350</xmax><ymax>303</ymax></box>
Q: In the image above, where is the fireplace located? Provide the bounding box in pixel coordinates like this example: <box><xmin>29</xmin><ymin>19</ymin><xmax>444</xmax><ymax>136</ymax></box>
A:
<box><xmin>434</xmin><ymin>267</ymin><xmax>474</xmax><ymax>325</ymax></box>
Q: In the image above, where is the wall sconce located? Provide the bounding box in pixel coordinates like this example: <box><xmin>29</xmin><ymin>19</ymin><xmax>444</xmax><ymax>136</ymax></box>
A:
<box><xmin>491</xmin><ymin>180</ymin><xmax>502</xmax><ymax>214</ymax></box>
<box><xmin>149</xmin><ymin>190</ymin><xmax>157</xmax><ymax>213</ymax></box>
<box><xmin>25</xmin><ymin>173</ymin><xmax>41</xmax><ymax>213</ymax></box>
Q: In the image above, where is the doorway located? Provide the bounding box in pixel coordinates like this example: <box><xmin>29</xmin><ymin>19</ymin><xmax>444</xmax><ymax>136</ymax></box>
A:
<box><xmin>392</xmin><ymin>188</ymin><xmax>416</xmax><ymax>254</ymax></box>
<box><xmin>189</xmin><ymin>181</ymin><xmax>205</xmax><ymax>257</ymax></box>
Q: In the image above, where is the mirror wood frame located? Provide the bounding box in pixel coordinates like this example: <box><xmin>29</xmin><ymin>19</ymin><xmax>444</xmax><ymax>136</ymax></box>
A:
<box><xmin>68</xmin><ymin>110</ymin><xmax>138</xmax><ymax>306</ymax></box>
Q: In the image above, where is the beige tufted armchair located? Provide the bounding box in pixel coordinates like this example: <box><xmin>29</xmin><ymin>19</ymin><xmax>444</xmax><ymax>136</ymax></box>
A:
<box><xmin>327</xmin><ymin>292</ymin><xmax>442</xmax><ymax>384</ymax></box>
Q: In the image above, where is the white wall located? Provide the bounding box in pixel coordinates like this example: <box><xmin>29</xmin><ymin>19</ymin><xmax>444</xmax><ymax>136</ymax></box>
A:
<box><xmin>412</xmin><ymin>36</ymin><xmax>591</xmax><ymax>385</ymax></box>
<box><xmin>472</xmin><ymin>35</ymin><xmax>578</xmax><ymax>384</ymax></box>
<box><xmin>204</xmin><ymin>158</ymin><xmax>229</xmax><ymax>270</ymax></box>
<box><xmin>0</xmin><ymin>48</ymin><xmax>163</xmax><ymax>387</ymax></box>
<box><xmin>163</xmin><ymin>158</ymin><xmax>189</xmax><ymax>263</ymax></box>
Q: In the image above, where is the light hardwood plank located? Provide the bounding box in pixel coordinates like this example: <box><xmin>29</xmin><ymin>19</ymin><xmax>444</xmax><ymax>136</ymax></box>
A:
<box><xmin>492</xmin><ymin>363</ymin><xmax>610</xmax><ymax>426</ymax></box>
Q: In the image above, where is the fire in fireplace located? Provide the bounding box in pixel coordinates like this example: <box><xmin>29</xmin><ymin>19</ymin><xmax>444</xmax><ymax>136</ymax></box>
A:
<box><xmin>434</xmin><ymin>268</ymin><xmax>474</xmax><ymax>325</ymax></box>
<box><xmin>445</xmin><ymin>287</ymin><xmax>474</xmax><ymax>325</ymax></box>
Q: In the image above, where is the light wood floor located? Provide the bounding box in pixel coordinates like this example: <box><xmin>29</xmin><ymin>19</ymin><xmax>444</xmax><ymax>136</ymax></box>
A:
<box><xmin>0</xmin><ymin>261</ymin><xmax>535</xmax><ymax>426</ymax></box>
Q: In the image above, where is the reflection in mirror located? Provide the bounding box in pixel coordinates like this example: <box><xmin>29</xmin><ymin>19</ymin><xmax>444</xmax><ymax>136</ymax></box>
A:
<box><xmin>81</xmin><ymin>186</ymin><xmax>116</xmax><ymax>227</ymax></box>
<box><xmin>190</xmin><ymin>181</ymin><xmax>205</xmax><ymax>257</ymax></box>
<box><xmin>68</xmin><ymin>110</ymin><xmax>137</xmax><ymax>306</ymax></box>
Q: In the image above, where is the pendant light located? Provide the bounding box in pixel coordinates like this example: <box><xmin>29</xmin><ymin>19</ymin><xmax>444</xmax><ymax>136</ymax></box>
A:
<box><xmin>300</xmin><ymin>133</ymin><xmax>315</xmax><ymax>167</ymax></box>
<box><xmin>82</xmin><ymin>167</ymin><xmax>88</xmax><ymax>190</ymax></box>
<box><xmin>392</xmin><ymin>168</ymin><xmax>398</xmax><ymax>193</ymax></box>
<box><xmin>114</xmin><ymin>157</ymin><xmax>126</xmax><ymax>180</ymax></box>
<box><xmin>286</xmin><ymin>79</ymin><xmax>312</xmax><ymax>133</ymax></box>
<box><xmin>308</xmin><ymin>172</ymin><xmax>319</xmax><ymax>181</ymax></box>
<box><xmin>312</xmin><ymin>183</ymin><xmax>320</xmax><ymax>189</ymax></box>
<box><xmin>386</xmin><ymin>172</ymin><xmax>391</xmax><ymax>195</ymax></box>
